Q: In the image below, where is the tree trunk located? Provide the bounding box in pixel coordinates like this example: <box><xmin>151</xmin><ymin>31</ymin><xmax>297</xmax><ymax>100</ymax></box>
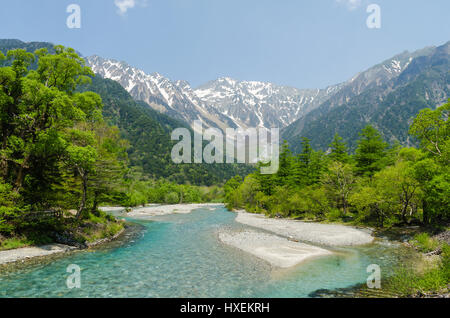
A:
<box><xmin>13</xmin><ymin>153</ymin><xmax>31</xmax><ymax>193</ymax></box>
<box><xmin>342</xmin><ymin>194</ymin><xmax>347</xmax><ymax>216</ymax></box>
<box><xmin>76</xmin><ymin>173</ymin><xmax>88</xmax><ymax>219</ymax></box>
<box><xmin>91</xmin><ymin>191</ymin><xmax>99</xmax><ymax>216</ymax></box>
<box><xmin>401</xmin><ymin>205</ymin><xmax>408</xmax><ymax>224</ymax></box>
<box><xmin>14</xmin><ymin>165</ymin><xmax>26</xmax><ymax>193</ymax></box>
<box><xmin>422</xmin><ymin>199</ymin><xmax>429</xmax><ymax>225</ymax></box>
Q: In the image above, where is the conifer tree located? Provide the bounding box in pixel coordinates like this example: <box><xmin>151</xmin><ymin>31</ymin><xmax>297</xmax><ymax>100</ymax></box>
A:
<box><xmin>355</xmin><ymin>125</ymin><xmax>388</xmax><ymax>177</ymax></box>
<box><xmin>329</xmin><ymin>133</ymin><xmax>350</xmax><ymax>163</ymax></box>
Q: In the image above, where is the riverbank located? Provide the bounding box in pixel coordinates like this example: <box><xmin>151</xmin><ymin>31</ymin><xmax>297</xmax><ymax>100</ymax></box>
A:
<box><xmin>234</xmin><ymin>210</ymin><xmax>374</xmax><ymax>246</ymax></box>
<box><xmin>0</xmin><ymin>223</ymin><xmax>126</xmax><ymax>266</ymax></box>
<box><xmin>0</xmin><ymin>244</ymin><xmax>77</xmax><ymax>265</ymax></box>
<box><xmin>310</xmin><ymin>229</ymin><xmax>450</xmax><ymax>298</ymax></box>
<box><xmin>126</xmin><ymin>203</ymin><xmax>223</xmax><ymax>217</ymax></box>
<box><xmin>0</xmin><ymin>204</ymin><xmax>220</xmax><ymax>266</ymax></box>
<box><xmin>217</xmin><ymin>209</ymin><xmax>376</xmax><ymax>269</ymax></box>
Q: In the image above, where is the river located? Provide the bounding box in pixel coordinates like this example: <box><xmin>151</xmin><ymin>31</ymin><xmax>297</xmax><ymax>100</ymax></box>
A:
<box><xmin>0</xmin><ymin>205</ymin><xmax>407</xmax><ymax>297</ymax></box>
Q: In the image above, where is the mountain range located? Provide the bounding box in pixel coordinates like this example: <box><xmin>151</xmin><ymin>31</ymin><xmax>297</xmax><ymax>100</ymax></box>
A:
<box><xmin>86</xmin><ymin>41</ymin><xmax>449</xmax><ymax>152</ymax></box>
<box><xmin>86</xmin><ymin>55</ymin><xmax>342</xmax><ymax>131</ymax></box>
<box><xmin>284</xmin><ymin>43</ymin><xmax>449</xmax><ymax>151</ymax></box>
<box><xmin>1</xmin><ymin>38</ymin><xmax>449</xmax><ymax>158</ymax></box>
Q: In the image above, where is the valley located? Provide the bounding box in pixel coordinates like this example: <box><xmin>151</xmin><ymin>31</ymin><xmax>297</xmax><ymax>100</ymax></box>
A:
<box><xmin>0</xmin><ymin>38</ymin><xmax>448</xmax><ymax>299</ymax></box>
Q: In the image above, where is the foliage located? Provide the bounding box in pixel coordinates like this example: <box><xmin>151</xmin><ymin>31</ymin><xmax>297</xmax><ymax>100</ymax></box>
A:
<box><xmin>354</xmin><ymin>125</ymin><xmax>388</xmax><ymax>177</ymax></box>
<box><xmin>329</xmin><ymin>133</ymin><xmax>350</xmax><ymax>163</ymax></box>
<box><xmin>119</xmin><ymin>176</ymin><xmax>221</xmax><ymax>207</ymax></box>
<box><xmin>0</xmin><ymin>45</ymin><xmax>131</xmax><ymax>243</ymax></box>
<box><xmin>224</xmin><ymin>106</ymin><xmax>449</xmax><ymax>227</ymax></box>
<box><xmin>411</xmin><ymin>233</ymin><xmax>439</xmax><ymax>253</ymax></box>
<box><xmin>410</xmin><ymin>100</ymin><xmax>449</xmax><ymax>163</ymax></box>
<box><xmin>383</xmin><ymin>240</ymin><xmax>449</xmax><ymax>296</ymax></box>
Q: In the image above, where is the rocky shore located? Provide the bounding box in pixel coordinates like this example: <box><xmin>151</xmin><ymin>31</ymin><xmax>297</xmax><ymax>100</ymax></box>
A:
<box><xmin>234</xmin><ymin>210</ymin><xmax>374</xmax><ymax>246</ymax></box>
<box><xmin>217</xmin><ymin>210</ymin><xmax>376</xmax><ymax>269</ymax></box>
<box><xmin>126</xmin><ymin>203</ymin><xmax>223</xmax><ymax>217</ymax></box>
<box><xmin>0</xmin><ymin>227</ymin><xmax>126</xmax><ymax>266</ymax></box>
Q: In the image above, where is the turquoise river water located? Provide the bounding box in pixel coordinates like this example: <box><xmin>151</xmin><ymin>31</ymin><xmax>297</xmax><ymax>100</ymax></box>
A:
<box><xmin>0</xmin><ymin>205</ymin><xmax>406</xmax><ymax>297</ymax></box>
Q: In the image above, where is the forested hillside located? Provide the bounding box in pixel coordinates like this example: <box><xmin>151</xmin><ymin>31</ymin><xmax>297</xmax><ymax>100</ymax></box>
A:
<box><xmin>283</xmin><ymin>41</ymin><xmax>450</xmax><ymax>153</ymax></box>
<box><xmin>0</xmin><ymin>39</ymin><xmax>253</xmax><ymax>186</ymax></box>
<box><xmin>79</xmin><ymin>76</ymin><xmax>252</xmax><ymax>185</ymax></box>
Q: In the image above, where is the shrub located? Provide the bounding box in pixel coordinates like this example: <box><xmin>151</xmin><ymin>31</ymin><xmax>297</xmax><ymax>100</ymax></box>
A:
<box><xmin>164</xmin><ymin>192</ymin><xmax>179</xmax><ymax>204</ymax></box>
<box><xmin>0</xmin><ymin>179</ymin><xmax>21</xmax><ymax>235</ymax></box>
<box><xmin>412</xmin><ymin>233</ymin><xmax>439</xmax><ymax>253</ymax></box>
<box><xmin>441</xmin><ymin>243</ymin><xmax>450</xmax><ymax>281</ymax></box>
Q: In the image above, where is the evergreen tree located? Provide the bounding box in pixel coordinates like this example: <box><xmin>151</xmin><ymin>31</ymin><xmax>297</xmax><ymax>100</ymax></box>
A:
<box><xmin>298</xmin><ymin>137</ymin><xmax>312</xmax><ymax>166</ymax></box>
<box><xmin>355</xmin><ymin>125</ymin><xmax>388</xmax><ymax>177</ymax></box>
<box><xmin>291</xmin><ymin>137</ymin><xmax>311</xmax><ymax>187</ymax></box>
<box><xmin>329</xmin><ymin>133</ymin><xmax>350</xmax><ymax>163</ymax></box>
<box><xmin>276</xmin><ymin>140</ymin><xmax>293</xmax><ymax>186</ymax></box>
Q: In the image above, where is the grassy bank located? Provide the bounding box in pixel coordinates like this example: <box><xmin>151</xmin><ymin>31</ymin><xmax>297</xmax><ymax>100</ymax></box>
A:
<box><xmin>384</xmin><ymin>232</ymin><xmax>449</xmax><ymax>297</ymax></box>
<box><xmin>0</xmin><ymin>210</ymin><xmax>124</xmax><ymax>251</ymax></box>
<box><xmin>350</xmin><ymin>231</ymin><xmax>449</xmax><ymax>298</ymax></box>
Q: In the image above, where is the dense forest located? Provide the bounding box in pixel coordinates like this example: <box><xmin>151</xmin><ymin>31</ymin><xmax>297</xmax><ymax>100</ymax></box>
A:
<box><xmin>0</xmin><ymin>45</ymin><xmax>229</xmax><ymax>249</ymax></box>
<box><xmin>225</xmin><ymin>102</ymin><xmax>449</xmax><ymax>228</ymax></box>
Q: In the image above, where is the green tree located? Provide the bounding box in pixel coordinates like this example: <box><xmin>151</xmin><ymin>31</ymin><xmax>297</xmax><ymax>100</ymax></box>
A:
<box><xmin>409</xmin><ymin>101</ymin><xmax>449</xmax><ymax>224</ymax></box>
<box><xmin>323</xmin><ymin>162</ymin><xmax>356</xmax><ymax>215</ymax></box>
<box><xmin>88</xmin><ymin>124</ymin><xmax>128</xmax><ymax>214</ymax></box>
<box><xmin>0</xmin><ymin>46</ymin><xmax>96</xmax><ymax>197</ymax></box>
<box><xmin>276</xmin><ymin>140</ymin><xmax>293</xmax><ymax>186</ymax></box>
<box><xmin>355</xmin><ymin>125</ymin><xmax>388</xmax><ymax>177</ymax></box>
<box><xmin>409</xmin><ymin>100</ymin><xmax>449</xmax><ymax>163</ymax></box>
<box><xmin>291</xmin><ymin>137</ymin><xmax>312</xmax><ymax>186</ymax></box>
<box><xmin>64</xmin><ymin>127</ymin><xmax>98</xmax><ymax>218</ymax></box>
<box><xmin>224</xmin><ymin>175</ymin><xmax>242</xmax><ymax>199</ymax></box>
<box><xmin>329</xmin><ymin>133</ymin><xmax>350</xmax><ymax>163</ymax></box>
<box><xmin>376</xmin><ymin>161</ymin><xmax>421</xmax><ymax>223</ymax></box>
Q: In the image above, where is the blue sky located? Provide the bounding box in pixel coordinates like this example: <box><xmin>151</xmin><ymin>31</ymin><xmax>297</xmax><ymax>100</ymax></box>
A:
<box><xmin>0</xmin><ymin>0</ymin><xmax>449</xmax><ymax>89</ymax></box>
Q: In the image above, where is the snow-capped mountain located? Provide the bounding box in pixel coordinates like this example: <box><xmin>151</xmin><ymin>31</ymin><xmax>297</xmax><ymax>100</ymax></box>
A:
<box><xmin>194</xmin><ymin>78</ymin><xmax>342</xmax><ymax>128</ymax></box>
<box><xmin>86</xmin><ymin>56</ymin><xmax>340</xmax><ymax>131</ymax></box>
<box><xmin>86</xmin><ymin>55</ymin><xmax>234</xmax><ymax>131</ymax></box>
<box><xmin>85</xmin><ymin>44</ymin><xmax>437</xmax><ymax>133</ymax></box>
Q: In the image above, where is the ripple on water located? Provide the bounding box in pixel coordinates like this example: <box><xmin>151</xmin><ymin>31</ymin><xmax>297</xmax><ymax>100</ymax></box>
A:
<box><xmin>0</xmin><ymin>207</ymin><xmax>404</xmax><ymax>298</ymax></box>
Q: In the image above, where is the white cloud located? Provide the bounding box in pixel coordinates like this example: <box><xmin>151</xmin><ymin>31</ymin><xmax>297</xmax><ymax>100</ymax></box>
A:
<box><xmin>336</xmin><ymin>0</ymin><xmax>362</xmax><ymax>11</ymax></box>
<box><xmin>115</xmin><ymin>0</ymin><xmax>135</xmax><ymax>15</ymax></box>
<box><xmin>115</xmin><ymin>0</ymin><xmax>147</xmax><ymax>15</ymax></box>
